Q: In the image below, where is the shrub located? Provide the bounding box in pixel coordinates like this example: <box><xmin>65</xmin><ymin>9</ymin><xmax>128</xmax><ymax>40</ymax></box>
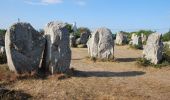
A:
<box><xmin>132</xmin><ymin>30</ymin><xmax>154</xmax><ymax>37</ymax></box>
<box><xmin>162</xmin><ymin>44</ymin><xmax>170</xmax><ymax>62</ymax></box>
<box><xmin>65</xmin><ymin>24</ymin><xmax>73</xmax><ymax>33</ymax></box>
<box><xmin>162</xmin><ymin>31</ymin><xmax>170</xmax><ymax>42</ymax></box>
<box><xmin>137</xmin><ymin>45</ymin><xmax>170</xmax><ymax>68</ymax></box>
<box><xmin>75</xmin><ymin>27</ymin><xmax>91</xmax><ymax>39</ymax></box>
<box><xmin>137</xmin><ymin>58</ymin><xmax>152</xmax><ymax>67</ymax></box>
<box><xmin>0</xmin><ymin>29</ymin><xmax>6</xmax><ymax>36</ymax></box>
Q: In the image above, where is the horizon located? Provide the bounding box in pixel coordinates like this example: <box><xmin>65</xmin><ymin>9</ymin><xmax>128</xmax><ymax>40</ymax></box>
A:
<box><xmin>0</xmin><ymin>0</ymin><xmax>170</xmax><ymax>34</ymax></box>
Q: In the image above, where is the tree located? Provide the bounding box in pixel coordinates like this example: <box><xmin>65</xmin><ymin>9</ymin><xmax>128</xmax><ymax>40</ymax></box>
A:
<box><xmin>0</xmin><ymin>29</ymin><xmax>6</xmax><ymax>36</ymax></box>
<box><xmin>75</xmin><ymin>27</ymin><xmax>91</xmax><ymax>38</ymax></box>
<box><xmin>133</xmin><ymin>30</ymin><xmax>155</xmax><ymax>37</ymax></box>
<box><xmin>162</xmin><ymin>31</ymin><xmax>170</xmax><ymax>42</ymax></box>
<box><xmin>65</xmin><ymin>24</ymin><xmax>73</xmax><ymax>33</ymax></box>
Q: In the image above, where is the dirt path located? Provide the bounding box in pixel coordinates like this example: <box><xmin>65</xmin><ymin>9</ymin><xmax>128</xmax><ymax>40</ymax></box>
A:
<box><xmin>4</xmin><ymin>46</ymin><xmax>170</xmax><ymax>100</ymax></box>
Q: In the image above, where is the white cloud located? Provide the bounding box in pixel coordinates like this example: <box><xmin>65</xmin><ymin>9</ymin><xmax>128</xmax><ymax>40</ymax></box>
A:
<box><xmin>41</xmin><ymin>0</ymin><xmax>63</xmax><ymax>4</ymax></box>
<box><xmin>24</xmin><ymin>0</ymin><xmax>87</xmax><ymax>6</ymax></box>
<box><xmin>24</xmin><ymin>0</ymin><xmax>63</xmax><ymax>5</ymax></box>
<box><xmin>74</xmin><ymin>0</ymin><xmax>86</xmax><ymax>6</ymax></box>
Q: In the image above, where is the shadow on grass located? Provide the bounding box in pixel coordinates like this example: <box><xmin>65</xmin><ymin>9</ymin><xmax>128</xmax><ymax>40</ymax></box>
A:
<box><xmin>115</xmin><ymin>58</ymin><xmax>137</xmax><ymax>62</ymax></box>
<box><xmin>72</xmin><ymin>58</ymin><xmax>84</xmax><ymax>61</ymax></box>
<box><xmin>73</xmin><ymin>70</ymin><xmax>145</xmax><ymax>77</ymax></box>
<box><xmin>0</xmin><ymin>88</ymin><xmax>32</xmax><ymax>100</ymax></box>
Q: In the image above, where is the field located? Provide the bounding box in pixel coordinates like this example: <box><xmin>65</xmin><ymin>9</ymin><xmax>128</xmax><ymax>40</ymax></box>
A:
<box><xmin>0</xmin><ymin>46</ymin><xmax>170</xmax><ymax>100</ymax></box>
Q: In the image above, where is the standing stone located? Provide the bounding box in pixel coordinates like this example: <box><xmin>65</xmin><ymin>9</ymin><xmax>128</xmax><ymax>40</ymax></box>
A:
<box><xmin>141</xmin><ymin>34</ymin><xmax>147</xmax><ymax>43</ymax></box>
<box><xmin>131</xmin><ymin>33</ymin><xmax>135</xmax><ymax>40</ymax></box>
<box><xmin>72</xmin><ymin>22</ymin><xmax>77</xmax><ymax>33</ymax></box>
<box><xmin>5</xmin><ymin>22</ymin><xmax>45</xmax><ymax>74</ymax></box>
<box><xmin>76</xmin><ymin>38</ymin><xmax>81</xmax><ymax>45</ymax></box>
<box><xmin>132</xmin><ymin>34</ymin><xmax>142</xmax><ymax>46</ymax></box>
<box><xmin>0</xmin><ymin>46</ymin><xmax>5</xmax><ymax>55</ymax></box>
<box><xmin>87</xmin><ymin>27</ymin><xmax>114</xmax><ymax>60</ymax></box>
<box><xmin>44</xmin><ymin>21</ymin><xmax>71</xmax><ymax>74</ymax></box>
<box><xmin>70</xmin><ymin>34</ymin><xmax>76</xmax><ymax>47</ymax></box>
<box><xmin>143</xmin><ymin>33</ymin><xmax>163</xmax><ymax>64</ymax></box>
<box><xmin>115</xmin><ymin>32</ymin><xmax>127</xmax><ymax>45</ymax></box>
<box><xmin>80</xmin><ymin>32</ymin><xmax>91</xmax><ymax>45</ymax></box>
<box><xmin>163</xmin><ymin>42</ymin><xmax>170</xmax><ymax>48</ymax></box>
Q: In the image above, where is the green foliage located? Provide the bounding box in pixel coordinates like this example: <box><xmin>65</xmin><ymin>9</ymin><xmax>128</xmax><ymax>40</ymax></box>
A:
<box><xmin>137</xmin><ymin>45</ymin><xmax>170</xmax><ymax>68</ymax></box>
<box><xmin>132</xmin><ymin>30</ymin><xmax>154</xmax><ymax>37</ymax></box>
<box><xmin>137</xmin><ymin>58</ymin><xmax>152</xmax><ymax>67</ymax></box>
<box><xmin>0</xmin><ymin>29</ymin><xmax>6</xmax><ymax>36</ymax></box>
<box><xmin>162</xmin><ymin>31</ymin><xmax>170</xmax><ymax>42</ymax></box>
<box><xmin>65</xmin><ymin>24</ymin><xmax>74</xmax><ymax>33</ymax></box>
<box><xmin>162</xmin><ymin>44</ymin><xmax>170</xmax><ymax>62</ymax></box>
<box><xmin>75</xmin><ymin>27</ymin><xmax>91</xmax><ymax>38</ymax></box>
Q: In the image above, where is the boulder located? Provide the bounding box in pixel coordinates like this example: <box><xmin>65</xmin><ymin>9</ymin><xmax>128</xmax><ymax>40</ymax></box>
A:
<box><xmin>76</xmin><ymin>38</ymin><xmax>81</xmax><ymax>45</ymax></box>
<box><xmin>131</xmin><ymin>33</ymin><xmax>135</xmax><ymax>40</ymax></box>
<box><xmin>80</xmin><ymin>32</ymin><xmax>91</xmax><ymax>45</ymax></box>
<box><xmin>44</xmin><ymin>21</ymin><xmax>71</xmax><ymax>74</ymax></box>
<box><xmin>0</xmin><ymin>46</ymin><xmax>7</xmax><ymax>64</ymax></box>
<box><xmin>132</xmin><ymin>34</ymin><xmax>142</xmax><ymax>46</ymax></box>
<box><xmin>143</xmin><ymin>33</ymin><xmax>163</xmax><ymax>64</ymax></box>
<box><xmin>141</xmin><ymin>34</ymin><xmax>147</xmax><ymax>43</ymax></box>
<box><xmin>163</xmin><ymin>41</ymin><xmax>170</xmax><ymax>48</ymax></box>
<box><xmin>87</xmin><ymin>27</ymin><xmax>114</xmax><ymax>60</ymax></box>
<box><xmin>115</xmin><ymin>32</ymin><xmax>127</xmax><ymax>45</ymax></box>
<box><xmin>0</xmin><ymin>46</ymin><xmax>5</xmax><ymax>55</ymax></box>
<box><xmin>5</xmin><ymin>22</ymin><xmax>45</xmax><ymax>74</ymax></box>
<box><xmin>70</xmin><ymin>34</ymin><xmax>76</xmax><ymax>47</ymax></box>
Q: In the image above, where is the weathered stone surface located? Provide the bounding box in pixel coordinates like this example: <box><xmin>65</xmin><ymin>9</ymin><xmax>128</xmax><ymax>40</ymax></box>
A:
<box><xmin>80</xmin><ymin>32</ymin><xmax>91</xmax><ymax>45</ymax></box>
<box><xmin>87</xmin><ymin>27</ymin><xmax>114</xmax><ymax>60</ymax></box>
<box><xmin>0</xmin><ymin>46</ymin><xmax>5</xmax><ymax>55</ymax></box>
<box><xmin>132</xmin><ymin>35</ymin><xmax>142</xmax><ymax>46</ymax></box>
<box><xmin>143</xmin><ymin>33</ymin><xmax>163</xmax><ymax>64</ymax></box>
<box><xmin>70</xmin><ymin>34</ymin><xmax>76</xmax><ymax>47</ymax></box>
<box><xmin>141</xmin><ymin>34</ymin><xmax>147</xmax><ymax>43</ymax></box>
<box><xmin>5</xmin><ymin>22</ymin><xmax>45</xmax><ymax>74</ymax></box>
<box><xmin>76</xmin><ymin>38</ymin><xmax>81</xmax><ymax>45</ymax></box>
<box><xmin>163</xmin><ymin>41</ymin><xmax>170</xmax><ymax>48</ymax></box>
<box><xmin>131</xmin><ymin>33</ymin><xmax>135</xmax><ymax>40</ymax></box>
<box><xmin>44</xmin><ymin>21</ymin><xmax>71</xmax><ymax>74</ymax></box>
<box><xmin>115</xmin><ymin>32</ymin><xmax>127</xmax><ymax>45</ymax></box>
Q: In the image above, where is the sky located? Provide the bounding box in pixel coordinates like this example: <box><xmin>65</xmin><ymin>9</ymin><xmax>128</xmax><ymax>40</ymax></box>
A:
<box><xmin>0</xmin><ymin>0</ymin><xmax>170</xmax><ymax>33</ymax></box>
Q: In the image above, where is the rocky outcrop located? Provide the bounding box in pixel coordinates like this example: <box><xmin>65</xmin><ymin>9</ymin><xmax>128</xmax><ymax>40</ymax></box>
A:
<box><xmin>87</xmin><ymin>27</ymin><xmax>114</xmax><ymax>60</ymax></box>
<box><xmin>5</xmin><ymin>22</ymin><xmax>45</xmax><ymax>74</ymax></box>
<box><xmin>143</xmin><ymin>33</ymin><xmax>163</xmax><ymax>64</ymax></box>
<box><xmin>44</xmin><ymin>21</ymin><xmax>71</xmax><ymax>74</ymax></box>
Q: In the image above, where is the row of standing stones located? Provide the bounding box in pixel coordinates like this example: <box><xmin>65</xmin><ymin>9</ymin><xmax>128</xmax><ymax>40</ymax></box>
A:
<box><xmin>2</xmin><ymin>21</ymin><xmax>163</xmax><ymax>75</ymax></box>
<box><xmin>115</xmin><ymin>32</ymin><xmax>163</xmax><ymax>64</ymax></box>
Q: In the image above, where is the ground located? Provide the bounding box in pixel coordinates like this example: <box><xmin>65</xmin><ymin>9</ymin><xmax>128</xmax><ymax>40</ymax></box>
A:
<box><xmin>1</xmin><ymin>46</ymin><xmax>170</xmax><ymax>100</ymax></box>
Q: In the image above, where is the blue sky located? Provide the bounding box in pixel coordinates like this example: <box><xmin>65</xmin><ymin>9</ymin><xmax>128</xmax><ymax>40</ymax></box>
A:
<box><xmin>0</xmin><ymin>0</ymin><xmax>170</xmax><ymax>33</ymax></box>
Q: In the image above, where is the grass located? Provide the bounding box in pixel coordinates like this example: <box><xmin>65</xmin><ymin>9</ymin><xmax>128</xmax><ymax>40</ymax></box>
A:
<box><xmin>137</xmin><ymin>43</ymin><xmax>170</xmax><ymax>68</ymax></box>
<box><xmin>0</xmin><ymin>88</ymin><xmax>32</xmax><ymax>100</ymax></box>
<box><xmin>86</xmin><ymin>56</ymin><xmax>115</xmax><ymax>62</ymax></box>
<box><xmin>129</xmin><ymin>44</ymin><xmax>143</xmax><ymax>50</ymax></box>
